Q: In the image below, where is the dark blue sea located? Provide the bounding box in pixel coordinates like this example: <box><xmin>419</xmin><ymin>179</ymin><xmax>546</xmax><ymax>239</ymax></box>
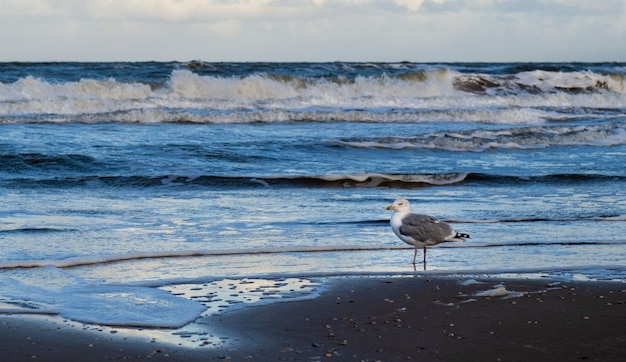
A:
<box><xmin>1</xmin><ymin>62</ymin><xmax>625</xmax><ymax>344</ymax></box>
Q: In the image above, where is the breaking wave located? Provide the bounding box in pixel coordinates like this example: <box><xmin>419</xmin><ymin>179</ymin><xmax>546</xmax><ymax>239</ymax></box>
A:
<box><xmin>3</xmin><ymin>172</ymin><xmax>626</xmax><ymax>190</ymax></box>
<box><xmin>0</xmin><ymin>172</ymin><xmax>469</xmax><ymax>189</ymax></box>
<box><xmin>1</xmin><ymin>66</ymin><xmax>625</xmax><ymax>124</ymax></box>
<box><xmin>328</xmin><ymin>123</ymin><xmax>626</xmax><ymax>151</ymax></box>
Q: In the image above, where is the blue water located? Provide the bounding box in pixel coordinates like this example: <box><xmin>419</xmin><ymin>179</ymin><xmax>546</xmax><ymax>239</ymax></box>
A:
<box><xmin>1</xmin><ymin>62</ymin><xmax>625</xmax><ymax>343</ymax></box>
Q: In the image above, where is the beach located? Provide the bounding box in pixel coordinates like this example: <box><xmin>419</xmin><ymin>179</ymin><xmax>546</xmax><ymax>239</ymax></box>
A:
<box><xmin>1</xmin><ymin>61</ymin><xmax>625</xmax><ymax>360</ymax></box>
<box><xmin>1</xmin><ymin>275</ymin><xmax>624</xmax><ymax>361</ymax></box>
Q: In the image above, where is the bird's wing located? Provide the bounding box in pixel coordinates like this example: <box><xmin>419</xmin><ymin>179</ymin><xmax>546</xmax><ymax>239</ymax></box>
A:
<box><xmin>399</xmin><ymin>213</ymin><xmax>454</xmax><ymax>242</ymax></box>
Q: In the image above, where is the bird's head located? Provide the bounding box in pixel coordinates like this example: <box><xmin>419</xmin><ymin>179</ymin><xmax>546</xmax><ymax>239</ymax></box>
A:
<box><xmin>386</xmin><ymin>198</ymin><xmax>411</xmax><ymax>213</ymax></box>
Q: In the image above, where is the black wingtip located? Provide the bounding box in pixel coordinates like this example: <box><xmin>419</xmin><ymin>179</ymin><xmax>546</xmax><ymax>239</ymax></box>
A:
<box><xmin>457</xmin><ymin>232</ymin><xmax>471</xmax><ymax>239</ymax></box>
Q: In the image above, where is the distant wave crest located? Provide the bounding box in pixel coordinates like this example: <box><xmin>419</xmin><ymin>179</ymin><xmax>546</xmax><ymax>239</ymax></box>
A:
<box><xmin>1</xmin><ymin>67</ymin><xmax>625</xmax><ymax>124</ymax></box>
<box><xmin>327</xmin><ymin>123</ymin><xmax>626</xmax><ymax>151</ymax></box>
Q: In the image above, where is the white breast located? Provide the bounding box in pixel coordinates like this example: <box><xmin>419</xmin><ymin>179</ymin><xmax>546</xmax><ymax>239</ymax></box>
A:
<box><xmin>390</xmin><ymin>212</ymin><xmax>413</xmax><ymax>243</ymax></box>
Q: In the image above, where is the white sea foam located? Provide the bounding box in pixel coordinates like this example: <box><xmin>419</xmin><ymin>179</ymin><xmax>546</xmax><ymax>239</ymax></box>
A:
<box><xmin>474</xmin><ymin>285</ymin><xmax>509</xmax><ymax>297</ymax></box>
<box><xmin>1</xmin><ymin>69</ymin><xmax>625</xmax><ymax>124</ymax></box>
<box><xmin>0</xmin><ymin>274</ymin><xmax>205</xmax><ymax>328</ymax></box>
<box><xmin>60</xmin><ymin>285</ymin><xmax>206</xmax><ymax>327</ymax></box>
<box><xmin>515</xmin><ymin>69</ymin><xmax>625</xmax><ymax>94</ymax></box>
<box><xmin>468</xmin><ymin>285</ymin><xmax>530</xmax><ymax>300</ymax></box>
<box><xmin>458</xmin><ymin>279</ymin><xmax>483</xmax><ymax>286</ymax></box>
<box><xmin>316</xmin><ymin>172</ymin><xmax>469</xmax><ymax>186</ymax></box>
<box><xmin>0</xmin><ymin>268</ymin><xmax>321</xmax><ymax>331</ymax></box>
<box><xmin>329</xmin><ymin>123</ymin><xmax>626</xmax><ymax>151</ymax></box>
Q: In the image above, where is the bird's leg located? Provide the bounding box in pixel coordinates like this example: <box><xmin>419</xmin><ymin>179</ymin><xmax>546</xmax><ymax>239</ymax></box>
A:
<box><xmin>412</xmin><ymin>246</ymin><xmax>418</xmax><ymax>265</ymax></box>
<box><xmin>423</xmin><ymin>247</ymin><xmax>427</xmax><ymax>265</ymax></box>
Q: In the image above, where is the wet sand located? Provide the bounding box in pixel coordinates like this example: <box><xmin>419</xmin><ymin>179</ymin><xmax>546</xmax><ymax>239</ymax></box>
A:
<box><xmin>1</xmin><ymin>276</ymin><xmax>625</xmax><ymax>361</ymax></box>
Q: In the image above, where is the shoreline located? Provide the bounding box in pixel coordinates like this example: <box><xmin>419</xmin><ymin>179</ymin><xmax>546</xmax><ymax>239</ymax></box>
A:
<box><xmin>1</xmin><ymin>275</ymin><xmax>625</xmax><ymax>361</ymax></box>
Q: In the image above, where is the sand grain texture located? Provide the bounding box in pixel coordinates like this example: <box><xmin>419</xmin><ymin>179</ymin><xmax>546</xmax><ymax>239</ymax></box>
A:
<box><xmin>1</xmin><ymin>277</ymin><xmax>625</xmax><ymax>361</ymax></box>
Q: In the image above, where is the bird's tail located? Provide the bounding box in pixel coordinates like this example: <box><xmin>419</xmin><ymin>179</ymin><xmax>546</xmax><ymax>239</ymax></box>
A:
<box><xmin>456</xmin><ymin>232</ymin><xmax>471</xmax><ymax>239</ymax></box>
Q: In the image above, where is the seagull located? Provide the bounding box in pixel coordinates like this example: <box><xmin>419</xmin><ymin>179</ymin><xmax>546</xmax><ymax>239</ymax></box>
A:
<box><xmin>386</xmin><ymin>198</ymin><xmax>470</xmax><ymax>266</ymax></box>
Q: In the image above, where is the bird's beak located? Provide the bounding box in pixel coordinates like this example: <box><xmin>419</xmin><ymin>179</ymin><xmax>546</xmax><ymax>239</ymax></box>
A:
<box><xmin>385</xmin><ymin>205</ymin><xmax>394</xmax><ymax>210</ymax></box>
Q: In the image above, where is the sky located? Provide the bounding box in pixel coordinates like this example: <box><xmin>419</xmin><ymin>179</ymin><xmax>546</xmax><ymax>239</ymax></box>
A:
<box><xmin>1</xmin><ymin>0</ymin><xmax>625</xmax><ymax>62</ymax></box>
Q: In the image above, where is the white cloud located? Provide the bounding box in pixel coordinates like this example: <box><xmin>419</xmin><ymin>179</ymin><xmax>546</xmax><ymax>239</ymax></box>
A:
<box><xmin>0</xmin><ymin>0</ymin><xmax>69</xmax><ymax>19</ymax></box>
<box><xmin>86</xmin><ymin>0</ymin><xmax>277</xmax><ymax>22</ymax></box>
<box><xmin>395</xmin><ymin>0</ymin><xmax>446</xmax><ymax>12</ymax></box>
<box><xmin>395</xmin><ymin>0</ymin><xmax>424</xmax><ymax>11</ymax></box>
<box><xmin>0</xmin><ymin>0</ymin><xmax>624</xmax><ymax>61</ymax></box>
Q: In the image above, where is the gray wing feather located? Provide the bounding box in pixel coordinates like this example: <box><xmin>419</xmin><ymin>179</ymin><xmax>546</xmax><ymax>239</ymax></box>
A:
<box><xmin>399</xmin><ymin>213</ymin><xmax>454</xmax><ymax>242</ymax></box>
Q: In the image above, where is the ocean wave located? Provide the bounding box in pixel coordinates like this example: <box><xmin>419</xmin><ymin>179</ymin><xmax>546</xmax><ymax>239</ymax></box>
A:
<box><xmin>0</xmin><ymin>227</ymin><xmax>76</xmax><ymax>234</ymax></box>
<box><xmin>0</xmin><ymin>107</ymin><xmax>564</xmax><ymax>125</ymax></box>
<box><xmin>3</xmin><ymin>172</ymin><xmax>625</xmax><ymax>190</ymax></box>
<box><xmin>327</xmin><ymin>123</ymin><xmax>626</xmax><ymax>151</ymax></box>
<box><xmin>445</xmin><ymin>215</ymin><xmax>626</xmax><ymax>224</ymax></box>
<box><xmin>453</xmin><ymin>69</ymin><xmax>625</xmax><ymax>95</ymax></box>
<box><xmin>0</xmin><ymin>173</ymin><xmax>470</xmax><ymax>189</ymax></box>
<box><xmin>1</xmin><ymin>67</ymin><xmax>625</xmax><ymax>124</ymax></box>
<box><xmin>3</xmin><ymin>239</ymin><xmax>625</xmax><ymax>271</ymax></box>
<box><xmin>0</xmin><ymin>152</ymin><xmax>100</xmax><ymax>172</ymax></box>
<box><xmin>0</xmin><ymin>246</ymin><xmax>413</xmax><ymax>270</ymax></box>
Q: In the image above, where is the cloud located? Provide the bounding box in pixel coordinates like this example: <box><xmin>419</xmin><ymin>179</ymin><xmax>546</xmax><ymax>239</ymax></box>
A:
<box><xmin>394</xmin><ymin>0</ymin><xmax>425</xmax><ymax>11</ymax></box>
<box><xmin>2</xmin><ymin>0</ymin><xmax>622</xmax><ymax>19</ymax></box>
<box><xmin>0</xmin><ymin>0</ymin><xmax>624</xmax><ymax>61</ymax></box>
<box><xmin>86</xmin><ymin>0</ymin><xmax>278</xmax><ymax>22</ymax></box>
<box><xmin>0</xmin><ymin>0</ymin><xmax>69</xmax><ymax>18</ymax></box>
<box><xmin>395</xmin><ymin>0</ymin><xmax>446</xmax><ymax>12</ymax></box>
<box><xmin>1</xmin><ymin>0</ymin><xmax>452</xmax><ymax>22</ymax></box>
<box><xmin>1</xmin><ymin>0</ymin><xmax>290</xmax><ymax>22</ymax></box>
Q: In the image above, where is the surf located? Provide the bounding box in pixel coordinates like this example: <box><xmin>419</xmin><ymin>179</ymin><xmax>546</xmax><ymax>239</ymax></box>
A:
<box><xmin>2</xmin><ymin>64</ymin><xmax>625</xmax><ymax>124</ymax></box>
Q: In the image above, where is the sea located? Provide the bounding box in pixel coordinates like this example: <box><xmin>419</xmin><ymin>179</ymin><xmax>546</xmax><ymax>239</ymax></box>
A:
<box><xmin>1</xmin><ymin>61</ymin><xmax>625</xmax><ymax>345</ymax></box>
